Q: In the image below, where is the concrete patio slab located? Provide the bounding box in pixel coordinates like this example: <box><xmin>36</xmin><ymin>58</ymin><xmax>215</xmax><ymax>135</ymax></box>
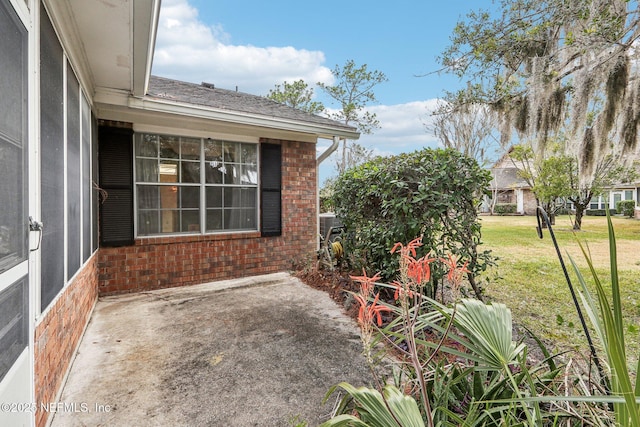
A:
<box><xmin>49</xmin><ymin>272</ymin><xmax>373</xmax><ymax>426</ymax></box>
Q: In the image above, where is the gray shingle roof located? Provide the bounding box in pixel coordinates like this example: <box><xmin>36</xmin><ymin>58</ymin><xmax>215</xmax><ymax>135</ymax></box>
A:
<box><xmin>491</xmin><ymin>167</ymin><xmax>530</xmax><ymax>189</ymax></box>
<box><xmin>147</xmin><ymin>75</ymin><xmax>357</xmax><ymax>134</ymax></box>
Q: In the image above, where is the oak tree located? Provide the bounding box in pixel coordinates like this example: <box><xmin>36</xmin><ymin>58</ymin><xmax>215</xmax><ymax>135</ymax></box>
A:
<box><xmin>439</xmin><ymin>0</ymin><xmax>640</xmax><ymax>206</ymax></box>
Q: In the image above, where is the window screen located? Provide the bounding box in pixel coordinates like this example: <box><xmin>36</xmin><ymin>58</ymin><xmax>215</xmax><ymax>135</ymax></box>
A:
<box><xmin>67</xmin><ymin>66</ymin><xmax>81</xmax><ymax>279</ymax></box>
<box><xmin>82</xmin><ymin>95</ymin><xmax>92</xmax><ymax>261</ymax></box>
<box><xmin>0</xmin><ymin>278</ymin><xmax>28</xmax><ymax>383</ymax></box>
<box><xmin>0</xmin><ymin>0</ymin><xmax>28</xmax><ymax>273</ymax></box>
<box><xmin>40</xmin><ymin>4</ymin><xmax>65</xmax><ymax>311</ymax></box>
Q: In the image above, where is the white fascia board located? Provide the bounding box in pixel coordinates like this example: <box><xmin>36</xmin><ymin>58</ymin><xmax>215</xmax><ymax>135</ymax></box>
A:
<box><xmin>94</xmin><ymin>87</ymin><xmax>130</xmax><ymax>106</ymax></box>
<box><xmin>132</xmin><ymin>0</ymin><xmax>161</xmax><ymax>97</ymax></box>
<box><xmin>127</xmin><ymin>96</ymin><xmax>360</xmax><ymax>140</ymax></box>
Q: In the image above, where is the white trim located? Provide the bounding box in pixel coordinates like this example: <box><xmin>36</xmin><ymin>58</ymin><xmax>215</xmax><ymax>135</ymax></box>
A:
<box><xmin>0</xmin><ymin>263</ymin><xmax>28</xmax><ymax>294</ymax></box>
<box><xmin>94</xmin><ymin>87</ymin><xmax>359</xmax><ymax>140</ymax></box>
<box><xmin>129</xmin><ymin>97</ymin><xmax>359</xmax><ymax>139</ymax></box>
<box><xmin>133</xmin><ymin>134</ymin><xmax>260</xmax><ymax>237</ymax></box>
<box><xmin>516</xmin><ymin>189</ymin><xmax>524</xmax><ymax>214</ymax></box>
<box><xmin>88</xmin><ymin>96</ymin><xmax>95</xmax><ymax>255</ymax></box>
<box><xmin>8</xmin><ymin>0</ymin><xmax>29</xmax><ymax>26</ymax></box>
<box><xmin>79</xmin><ymin>88</ymin><xmax>84</xmax><ymax>264</ymax></box>
<box><xmin>132</xmin><ymin>0</ymin><xmax>161</xmax><ymax>97</ymax></box>
<box><xmin>133</xmin><ymin>124</ymin><xmax>260</xmax><ymax>144</ymax></box>
<box><xmin>29</xmin><ymin>2</ymin><xmax>40</xmax><ymax>420</ymax></box>
<box><xmin>1</xmin><ymin>2</ymin><xmax>34</xmax><ymax>425</ymax></box>
<box><xmin>63</xmin><ymin>55</ymin><xmax>69</xmax><ymax>288</ymax></box>
<box><xmin>28</xmin><ymin>0</ymin><xmax>41</xmax><ymax>310</ymax></box>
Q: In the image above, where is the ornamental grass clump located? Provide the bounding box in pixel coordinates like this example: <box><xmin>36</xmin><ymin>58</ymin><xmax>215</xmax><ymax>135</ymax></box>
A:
<box><xmin>570</xmin><ymin>211</ymin><xmax>640</xmax><ymax>426</ymax></box>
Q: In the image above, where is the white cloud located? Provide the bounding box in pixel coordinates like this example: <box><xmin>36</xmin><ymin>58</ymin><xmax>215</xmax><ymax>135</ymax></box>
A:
<box><xmin>365</xmin><ymin>100</ymin><xmax>441</xmax><ymax>151</ymax></box>
<box><xmin>152</xmin><ymin>0</ymin><xmax>333</xmax><ymax>95</ymax></box>
<box><xmin>318</xmin><ymin>100</ymin><xmax>442</xmax><ymax>182</ymax></box>
<box><xmin>152</xmin><ymin>0</ymin><xmax>446</xmax><ymax>185</ymax></box>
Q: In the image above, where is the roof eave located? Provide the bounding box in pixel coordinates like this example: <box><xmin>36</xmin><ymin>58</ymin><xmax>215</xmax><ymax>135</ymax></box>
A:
<box><xmin>129</xmin><ymin>95</ymin><xmax>360</xmax><ymax>140</ymax></box>
<box><xmin>132</xmin><ymin>0</ymin><xmax>161</xmax><ymax>97</ymax></box>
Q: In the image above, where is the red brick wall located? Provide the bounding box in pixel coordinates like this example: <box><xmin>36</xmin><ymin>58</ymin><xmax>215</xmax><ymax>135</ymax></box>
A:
<box><xmin>523</xmin><ymin>189</ymin><xmax>538</xmax><ymax>215</ymax></box>
<box><xmin>34</xmin><ymin>256</ymin><xmax>99</xmax><ymax>427</ymax></box>
<box><xmin>98</xmin><ymin>139</ymin><xmax>318</xmax><ymax>295</ymax></box>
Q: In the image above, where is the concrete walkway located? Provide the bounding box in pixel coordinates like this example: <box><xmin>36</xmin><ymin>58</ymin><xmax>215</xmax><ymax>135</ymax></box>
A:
<box><xmin>50</xmin><ymin>273</ymin><xmax>373</xmax><ymax>427</ymax></box>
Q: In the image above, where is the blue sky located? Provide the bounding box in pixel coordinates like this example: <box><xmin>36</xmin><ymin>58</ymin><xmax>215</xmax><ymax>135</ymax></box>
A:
<box><xmin>151</xmin><ymin>0</ymin><xmax>489</xmax><ymax>182</ymax></box>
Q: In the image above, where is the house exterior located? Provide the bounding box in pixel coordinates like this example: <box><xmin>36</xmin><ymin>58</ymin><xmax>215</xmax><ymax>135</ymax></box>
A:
<box><xmin>486</xmin><ymin>150</ymin><xmax>640</xmax><ymax>216</ymax></box>
<box><xmin>484</xmin><ymin>152</ymin><xmax>537</xmax><ymax>215</ymax></box>
<box><xmin>0</xmin><ymin>1</ymin><xmax>358</xmax><ymax>426</ymax></box>
<box><xmin>584</xmin><ymin>186</ymin><xmax>638</xmax><ymax>212</ymax></box>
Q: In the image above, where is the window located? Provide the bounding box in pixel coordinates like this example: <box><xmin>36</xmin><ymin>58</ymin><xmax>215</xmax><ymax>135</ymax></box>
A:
<box><xmin>39</xmin><ymin>5</ymin><xmax>97</xmax><ymax>311</ymax></box>
<box><xmin>135</xmin><ymin>133</ymin><xmax>258</xmax><ymax>235</ymax></box>
<box><xmin>590</xmin><ymin>193</ymin><xmax>610</xmax><ymax>210</ymax></box>
<box><xmin>0</xmin><ymin>0</ymin><xmax>28</xmax><ymax>274</ymax></box>
<box><xmin>40</xmin><ymin>3</ymin><xmax>65</xmax><ymax>310</ymax></box>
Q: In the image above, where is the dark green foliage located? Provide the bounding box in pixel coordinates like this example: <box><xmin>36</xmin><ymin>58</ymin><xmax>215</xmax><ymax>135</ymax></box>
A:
<box><xmin>333</xmin><ymin>148</ymin><xmax>494</xmax><ymax>293</ymax></box>
<box><xmin>586</xmin><ymin>208</ymin><xmax>617</xmax><ymax>217</ymax></box>
<box><xmin>616</xmin><ymin>200</ymin><xmax>635</xmax><ymax>218</ymax></box>
<box><xmin>494</xmin><ymin>204</ymin><xmax>517</xmax><ymax>215</ymax></box>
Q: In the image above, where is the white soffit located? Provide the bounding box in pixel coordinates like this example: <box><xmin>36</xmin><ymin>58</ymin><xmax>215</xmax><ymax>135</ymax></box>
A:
<box><xmin>65</xmin><ymin>0</ymin><xmax>159</xmax><ymax>96</ymax></box>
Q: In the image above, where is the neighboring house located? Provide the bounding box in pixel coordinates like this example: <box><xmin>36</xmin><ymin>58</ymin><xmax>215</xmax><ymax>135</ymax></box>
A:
<box><xmin>485</xmin><ymin>150</ymin><xmax>640</xmax><ymax>216</ymax></box>
<box><xmin>484</xmin><ymin>152</ymin><xmax>537</xmax><ymax>215</ymax></box>
<box><xmin>573</xmin><ymin>184</ymin><xmax>638</xmax><ymax>212</ymax></box>
<box><xmin>0</xmin><ymin>1</ymin><xmax>358</xmax><ymax>426</ymax></box>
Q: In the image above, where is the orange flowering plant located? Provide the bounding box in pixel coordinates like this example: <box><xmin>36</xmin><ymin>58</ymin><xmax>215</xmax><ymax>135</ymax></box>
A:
<box><xmin>350</xmin><ymin>270</ymin><xmax>388</xmax><ymax>328</ymax></box>
<box><xmin>344</xmin><ymin>237</ymin><xmax>475</xmax><ymax>427</ymax></box>
<box><xmin>324</xmin><ymin>233</ymin><xmax>597</xmax><ymax>426</ymax></box>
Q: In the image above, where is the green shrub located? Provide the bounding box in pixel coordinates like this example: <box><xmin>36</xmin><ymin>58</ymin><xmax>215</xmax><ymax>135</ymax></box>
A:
<box><xmin>494</xmin><ymin>203</ymin><xmax>517</xmax><ymax>215</ymax></box>
<box><xmin>332</xmin><ymin>148</ymin><xmax>494</xmax><ymax>298</ymax></box>
<box><xmin>616</xmin><ymin>200</ymin><xmax>635</xmax><ymax>218</ymax></box>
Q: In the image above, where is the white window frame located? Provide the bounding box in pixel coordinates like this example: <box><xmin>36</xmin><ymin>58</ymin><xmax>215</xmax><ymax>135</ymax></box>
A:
<box><xmin>133</xmin><ymin>132</ymin><xmax>259</xmax><ymax>237</ymax></box>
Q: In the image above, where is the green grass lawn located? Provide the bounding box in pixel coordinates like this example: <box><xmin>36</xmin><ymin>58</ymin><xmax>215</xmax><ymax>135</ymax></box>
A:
<box><xmin>479</xmin><ymin>214</ymin><xmax>640</xmax><ymax>366</ymax></box>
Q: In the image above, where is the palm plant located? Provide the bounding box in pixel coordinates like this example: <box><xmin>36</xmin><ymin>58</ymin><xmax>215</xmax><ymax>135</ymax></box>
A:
<box><xmin>319</xmin><ymin>382</ymin><xmax>425</xmax><ymax>427</ymax></box>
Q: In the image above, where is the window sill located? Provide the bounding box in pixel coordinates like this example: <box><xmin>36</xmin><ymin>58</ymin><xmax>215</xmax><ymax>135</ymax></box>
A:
<box><xmin>135</xmin><ymin>230</ymin><xmax>262</xmax><ymax>246</ymax></box>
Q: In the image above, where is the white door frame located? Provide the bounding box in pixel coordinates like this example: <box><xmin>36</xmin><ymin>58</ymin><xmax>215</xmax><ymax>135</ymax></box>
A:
<box><xmin>0</xmin><ymin>1</ymin><xmax>37</xmax><ymax>426</ymax></box>
<box><xmin>516</xmin><ymin>189</ymin><xmax>524</xmax><ymax>214</ymax></box>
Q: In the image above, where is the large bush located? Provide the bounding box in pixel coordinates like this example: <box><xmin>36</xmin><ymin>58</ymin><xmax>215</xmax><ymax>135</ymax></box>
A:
<box><xmin>586</xmin><ymin>208</ymin><xmax>616</xmax><ymax>216</ymax></box>
<box><xmin>333</xmin><ymin>148</ymin><xmax>493</xmax><ymax>299</ymax></box>
<box><xmin>616</xmin><ymin>200</ymin><xmax>635</xmax><ymax>218</ymax></box>
<box><xmin>494</xmin><ymin>203</ymin><xmax>517</xmax><ymax>215</ymax></box>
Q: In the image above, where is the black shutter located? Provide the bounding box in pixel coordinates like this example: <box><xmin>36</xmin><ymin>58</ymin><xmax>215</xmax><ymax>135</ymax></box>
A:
<box><xmin>98</xmin><ymin>126</ymin><xmax>134</xmax><ymax>246</ymax></box>
<box><xmin>260</xmin><ymin>143</ymin><xmax>282</xmax><ymax>237</ymax></box>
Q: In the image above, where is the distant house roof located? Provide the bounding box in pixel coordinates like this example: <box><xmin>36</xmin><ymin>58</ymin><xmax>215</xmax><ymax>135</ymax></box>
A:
<box><xmin>491</xmin><ymin>166</ymin><xmax>530</xmax><ymax>189</ymax></box>
<box><xmin>145</xmin><ymin>76</ymin><xmax>359</xmax><ymax>139</ymax></box>
<box><xmin>490</xmin><ymin>148</ymin><xmax>531</xmax><ymax>189</ymax></box>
